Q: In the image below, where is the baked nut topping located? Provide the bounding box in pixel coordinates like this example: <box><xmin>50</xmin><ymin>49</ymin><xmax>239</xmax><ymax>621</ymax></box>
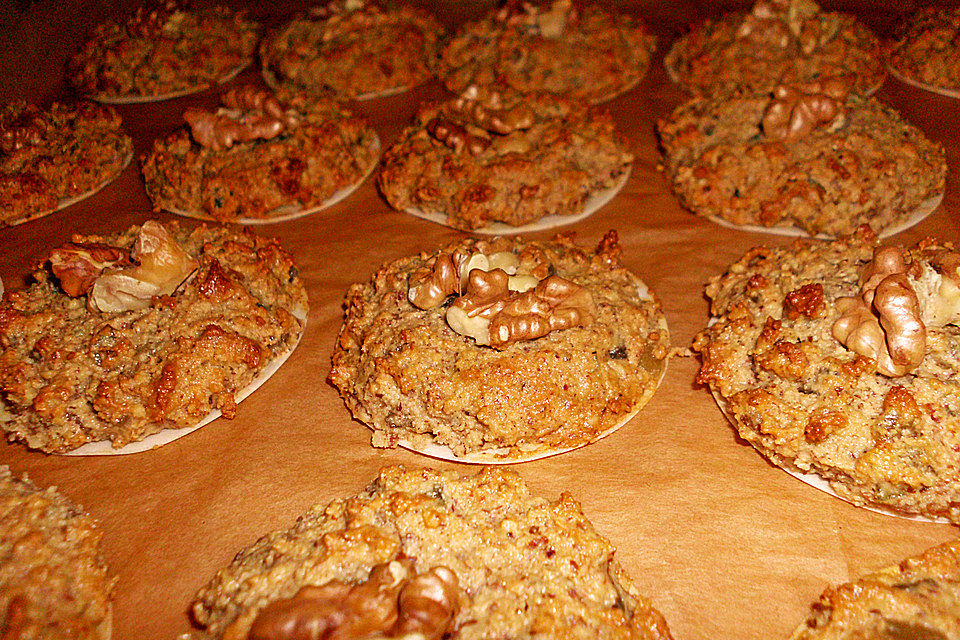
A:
<box><xmin>68</xmin><ymin>4</ymin><xmax>260</xmax><ymax>100</ymax></box>
<box><xmin>1</xmin><ymin>221</ymin><xmax>307</xmax><ymax>452</ymax></box>
<box><xmin>247</xmin><ymin>561</ymin><xmax>460</xmax><ymax>640</ymax></box>
<box><xmin>439</xmin><ymin>0</ymin><xmax>656</xmax><ymax>103</ymax></box>
<box><xmin>192</xmin><ymin>467</ymin><xmax>673</xmax><ymax>639</ymax></box>
<box><xmin>260</xmin><ymin>0</ymin><xmax>444</xmax><ymax>99</ymax></box>
<box><xmin>184</xmin><ymin>87</ymin><xmax>300</xmax><ymax>151</ymax></box>
<box><xmin>762</xmin><ymin>76</ymin><xmax>852</xmax><ymax>140</ymax></box>
<box><xmin>330</xmin><ymin>233</ymin><xmax>669</xmax><ymax>458</ymax></box>
<box><xmin>694</xmin><ymin>229</ymin><xmax>960</xmax><ymax>521</ymax></box>
<box><xmin>664</xmin><ymin>0</ymin><xmax>884</xmax><ymax>97</ymax></box>
<box><xmin>657</xmin><ymin>86</ymin><xmax>946</xmax><ymax>236</ymax></box>
<box><xmin>409</xmin><ymin>249</ymin><xmax>591</xmax><ymax>348</ymax></box>
<box><xmin>143</xmin><ymin>88</ymin><xmax>379</xmax><ymax>222</ymax></box>
<box><xmin>832</xmin><ymin>245</ymin><xmax>960</xmax><ymax>377</ymax></box>
<box><xmin>380</xmin><ymin>87</ymin><xmax>633</xmax><ymax>230</ymax></box>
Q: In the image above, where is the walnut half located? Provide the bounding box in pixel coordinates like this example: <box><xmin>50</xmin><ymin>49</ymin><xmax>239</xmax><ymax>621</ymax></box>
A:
<box><xmin>761</xmin><ymin>75</ymin><xmax>852</xmax><ymax>141</ymax></box>
<box><xmin>832</xmin><ymin>246</ymin><xmax>927</xmax><ymax>377</ymax></box>
<box><xmin>409</xmin><ymin>249</ymin><xmax>593</xmax><ymax>348</ymax></box>
<box><xmin>90</xmin><ymin>222</ymin><xmax>199</xmax><ymax>313</ymax></box>
<box><xmin>245</xmin><ymin>561</ymin><xmax>462</xmax><ymax>640</ymax></box>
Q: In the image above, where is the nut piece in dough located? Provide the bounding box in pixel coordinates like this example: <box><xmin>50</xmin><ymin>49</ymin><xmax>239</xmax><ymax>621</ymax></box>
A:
<box><xmin>90</xmin><ymin>221</ymin><xmax>199</xmax><ymax>313</ymax></box>
<box><xmin>245</xmin><ymin>560</ymin><xmax>461</xmax><ymax>640</ymax></box>
<box><xmin>184</xmin><ymin>86</ymin><xmax>299</xmax><ymax>151</ymax></box>
<box><xmin>48</xmin><ymin>243</ymin><xmax>129</xmax><ymax>297</ymax></box>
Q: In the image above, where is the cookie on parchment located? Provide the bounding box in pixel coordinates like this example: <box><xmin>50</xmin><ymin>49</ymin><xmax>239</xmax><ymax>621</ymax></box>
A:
<box><xmin>0</xmin><ymin>221</ymin><xmax>307</xmax><ymax>454</ymax></box>
<box><xmin>791</xmin><ymin>539</ymin><xmax>960</xmax><ymax>639</ymax></box>
<box><xmin>693</xmin><ymin>228</ymin><xmax>960</xmax><ymax>523</ymax></box>
<box><xmin>0</xmin><ymin>466</ymin><xmax>114</xmax><ymax>639</ymax></box>
<box><xmin>260</xmin><ymin>0</ymin><xmax>444</xmax><ymax>100</ymax></box>
<box><xmin>329</xmin><ymin>231</ymin><xmax>669</xmax><ymax>463</ymax></box>
<box><xmin>68</xmin><ymin>3</ymin><xmax>259</xmax><ymax>103</ymax></box>
<box><xmin>888</xmin><ymin>7</ymin><xmax>960</xmax><ymax>98</ymax></box>
<box><xmin>378</xmin><ymin>86</ymin><xmax>633</xmax><ymax>233</ymax></box>
<box><xmin>657</xmin><ymin>78</ymin><xmax>946</xmax><ymax>237</ymax></box>
<box><xmin>191</xmin><ymin>465</ymin><xmax>674</xmax><ymax>640</ymax></box>
<box><xmin>0</xmin><ymin>101</ymin><xmax>132</xmax><ymax>227</ymax></box>
<box><xmin>439</xmin><ymin>0</ymin><xmax>656</xmax><ymax>104</ymax></box>
<box><xmin>664</xmin><ymin>0</ymin><xmax>884</xmax><ymax>97</ymax></box>
<box><xmin>142</xmin><ymin>86</ymin><xmax>380</xmax><ymax>224</ymax></box>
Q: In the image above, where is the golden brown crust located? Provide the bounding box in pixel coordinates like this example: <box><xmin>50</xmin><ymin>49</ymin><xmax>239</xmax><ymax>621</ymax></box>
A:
<box><xmin>0</xmin><ymin>466</ymin><xmax>113</xmax><ymax>639</ymax></box>
<box><xmin>328</xmin><ymin>232</ymin><xmax>669</xmax><ymax>458</ymax></box>
<box><xmin>790</xmin><ymin>539</ymin><xmax>960</xmax><ymax>640</ymax></box>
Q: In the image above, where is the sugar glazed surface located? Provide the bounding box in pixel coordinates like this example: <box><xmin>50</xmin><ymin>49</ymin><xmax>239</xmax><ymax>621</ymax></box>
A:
<box><xmin>329</xmin><ymin>232</ymin><xmax>669</xmax><ymax>458</ymax></box>
<box><xmin>379</xmin><ymin>87</ymin><xmax>633</xmax><ymax>231</ymax></box>
<box><xmin>142</xmin><ymin>87</ymin><xmax>379</xmax><ymax>222</ymax></box>
<box><xmin>68</xmin><ymin>4</ymin><xmax>260</xmax><ymax>100</ymax></box>
<box><xmin>664</xmin><ymin>0</ymin><xmax>885</xmax><ymax>96</ymax></box>
<box><xmin>0</xmin><ymin>466</ymin><xmax>114</xmax><ymax>640</ymax></box>
<box><xmin>0</xmin><ymin>101</ymin><xmax>132</xmax><ymax>226</ymax></box>
<box><xmin>192</xmin><ymin>466</ymin><xmax>674</xmax><ymax>640</ymax></box>
<box><xmin>260</xmin><ymin>0</ymin><xmax>444</xmax><ymax>99</ymax></box>
<box><xmin>693</xmin><ymin>228</ymin><xmax>960</xmax><ymax>522</ymax></box>
<box><xmin>658</xmin><ymin>83</ymin><xmax>946</xmax><ymax>236</ymax></box>
<box><xmin>790</xmin><ymin>539</ymin><xmax>960</xmax><ymax>639</ymax></box>
<box><xmin>439</xmin><ymin>0</ymin><xmax>656</xmax><ymax>103</ymax></box>
<box><xmin>0</xmin><ymin>221</ymin><xmax>307</xmax><ymax>453</ymax></box>
<box><xmin>888</xmin><ymin>7</ymin><xmax>960</xmax><ymax>93</ymax></box>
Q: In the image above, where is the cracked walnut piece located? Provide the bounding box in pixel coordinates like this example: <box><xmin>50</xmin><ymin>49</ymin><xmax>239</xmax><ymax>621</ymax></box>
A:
<box><xmin>191</xmin><ymin>466</ymin><xmax>674</xmax><ymax>639</ymax></box>
<box><xmin>330</xmin><ymin>232</ymin><xmax>669</xmax><ymax>459</ymax></box>
<box><xmin>833</xmin><ymin>244</ymin><xmax>960</xmax><ymax>377</ymax></box>
<box><xmin>694</xmin><ymin>228</ymin><xmax>960</xmax><ymax>522</ymax></box>
<box><xmin>184</xmin><ymin>87</ymin><xmax>299</xmax><ymax>151</ymax></box>
<box><xmin>245</xmin><ymin>560</ymin><xmax>461</xmax><ymax>640</ymax></box>
<box><xmin>762</xmin><ymin>75</ymin><xmax>852</xmax><ymax>140</ymax></box>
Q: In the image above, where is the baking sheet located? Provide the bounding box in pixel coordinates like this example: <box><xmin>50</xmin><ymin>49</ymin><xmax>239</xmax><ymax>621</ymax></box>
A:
<box><xmin>0</xmin><ymin>3</ymin><xmax>957</xmax><ymax>639</ymax></box>
<box><xmin>403</xmin><ymin>168</ymin><xmax>631</xmax><ymax>235</ymax></box>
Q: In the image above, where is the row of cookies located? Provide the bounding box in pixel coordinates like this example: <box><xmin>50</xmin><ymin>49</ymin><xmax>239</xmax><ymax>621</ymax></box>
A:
<box><xmin>5</xmin><ymin>462</ymin><xmax>960</xmax><ymax>638</ymax></box>
<box><xmin>7</xmin><ymin>0</ymin><xmax>955</xmax><ymax>238</ymax></box>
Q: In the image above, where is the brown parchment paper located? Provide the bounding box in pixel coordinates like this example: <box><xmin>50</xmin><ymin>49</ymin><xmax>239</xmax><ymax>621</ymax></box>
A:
<box><xmin>0</xmin><ymin>1</ymin><xmax>958</xmax><ymax>638</ymax></box>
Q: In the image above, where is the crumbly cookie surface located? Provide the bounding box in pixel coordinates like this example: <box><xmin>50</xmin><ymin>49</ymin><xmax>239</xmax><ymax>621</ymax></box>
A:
<box><xmin>68</xmin><ymin>5</ymin><xmax>259</xmax><ymax>101</ymax></box>
<box><xmin>192</xmin><ymin>465</ymin><xmax>674</xmax><ymax>640</ymax></box>
<box><xmin>260</xmin><ymin>0</ymin><xmax>444</xmax><ymax>99</ymax></box>
<box><xmin>658</xmin><ymin>88</ymin><xmax>945</xmax><ymax>237</ymax></box>
<box><xmin>0</xmin><ymin>101</ymin><xmax>131</xmax><ymax>226</ymax></box>
<box><xmin>0</xmin><ymin>221</ymin><xmax>307</xmax><ymax>453</ymax></box>
<box><xmin>439</xmin><ymin>0</ymin><xmax>656</xmax><ymax>103</ymax></box>
<box><xmin>664</xmin><ymin>0</ymin><xmax>884</xmax><ymax>96</ymax></box>
<box><xmin>888</xmin><ymin>7</ymin><xmax>960</xmax><ymax>93</ymax></box>
<box><xmin>379</xmin><ymin>87</ymin><xmax>633</xmax><ymax>231</ymax></box>
<box><xmin>790</xmin><ymin>539</ymin><xmax>960</xmax><ymax>640</ymax></box>
<box><xmin>693</xmin><ymin>229</ymin><xmax>960</xmax><ymax>522</ymax></box>
<box><xmin>142</xmin><ymin>87</ymin><xmax>379</xmax><ymax>222</ymax></box>
<box><xmin>329</xmin><ymin>232</ymin><xmax>669</xmax><ymax>459</ymax></box>
<box><xmin>0</xmin><ymin>466</ymin><xmax>114</xmax><ymax>640</ymax></box>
